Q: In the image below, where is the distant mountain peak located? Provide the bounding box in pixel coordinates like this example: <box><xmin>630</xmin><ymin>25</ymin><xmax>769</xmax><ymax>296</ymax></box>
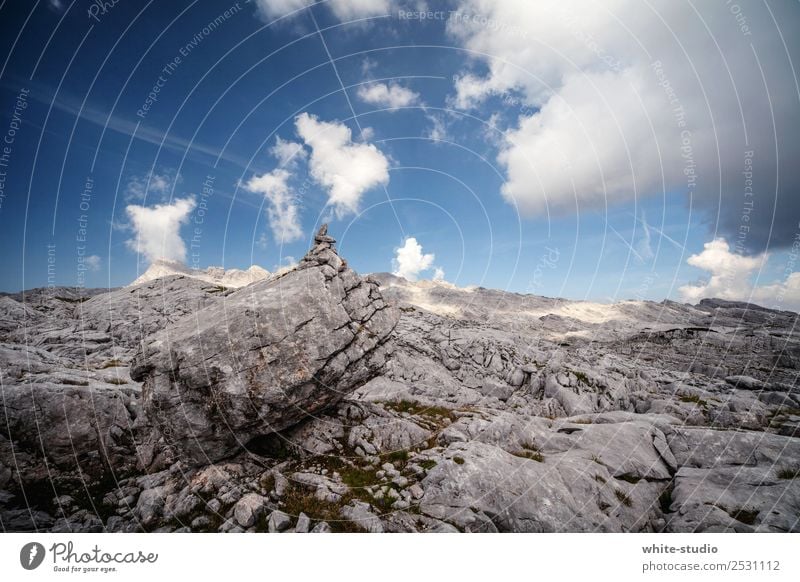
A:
<box><xmin>129</xmin><ymin>258</ymin><xmax>271</xmax><ymax>289</ymax></box>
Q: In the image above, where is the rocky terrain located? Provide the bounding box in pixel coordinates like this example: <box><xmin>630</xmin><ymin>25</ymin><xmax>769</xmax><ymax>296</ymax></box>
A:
<box><xmin>1</xmin><ymin>226</ymin><xmax>799</xmax><ymax>533</ymax></box>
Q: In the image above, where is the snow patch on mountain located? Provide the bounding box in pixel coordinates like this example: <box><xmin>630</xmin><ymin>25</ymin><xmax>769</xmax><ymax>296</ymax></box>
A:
<box><xmin>129</xmin><ymin>258</ymin><xmax>271</xmax><ymax>289</ymax></box>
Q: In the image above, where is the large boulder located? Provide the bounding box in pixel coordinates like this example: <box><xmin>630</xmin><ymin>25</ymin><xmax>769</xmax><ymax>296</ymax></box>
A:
<box><xmin>130</xmin><ymin>225</ymin><xmax>399</xmax><ymax>464</ymax></box>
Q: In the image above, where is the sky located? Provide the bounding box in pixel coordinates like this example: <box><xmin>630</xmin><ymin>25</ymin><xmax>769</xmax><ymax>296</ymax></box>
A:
<box><xmin>0</xmin><ymin>0</ymin><xmax>799</xmax><ymax>310</ymax></box>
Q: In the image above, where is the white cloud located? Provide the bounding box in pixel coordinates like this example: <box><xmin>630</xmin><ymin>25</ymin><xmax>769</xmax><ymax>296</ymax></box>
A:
<box><xmin>750</xmin><ymin>273</ymin><xmax>800</xmax><ymax>312</ymax></box>
<box><xmin>679</xmin><ymin>238</ymin><xmax>800</xmax><ymax>310</ymax></box>
<box><xmin>357</xmin><ymin>82</ymin><xmax>420</xmax><ymax>109</ymax></box>
<box><xmin>125</xmin><ymin>170</ymin><xmax>178</xmax><ymax>201</ymax></box>
<box><xmin>245</xmin><ymin>168</ymin><xmax>304</xmax><ymax>244</ymax></box>
<box><xmin>254</xmin><ymin>0</ymin><xmax>312</xmax><ymax>19</ymax></box>
<box><xmin>425</xmin><ymin>113</ymin><xmax>449</xmax><ymax>142</ymax></box>
<box><xmin>679</xmin><ymin>239</ymin><xmax>764</xmax><ymax>303</ymax></box>
<box><xmin>495</xmin><ymin>67</ymin><xmax>677</xmax><ymax>216</ymax></box>
<box><xmin>393</xmin><ymin>237</ymin><xmax>436</xmax><ymax>282</ymax></box>
<box><xmin>254</xmin><ymin>0</ymin><xmax>390</xmax><ymax>21</ymax></box>
<box><xmin>84</xmin><ymin>255</ymin><xmax>102</xmax><ymax>272</ymax></box>
<box><xmin>294</xmin><ymin>112</ymin><xmax>390</xmax><ymax>217</ymax></box>
<box><xmin>328</xmin><ymin>0</ymin><xmax>391</xmax><ymax>20</ymax></box>
<box><xmin>433</xmin><ymin>266</ymin><xmax>446</xmax><ymax>282</ymax></box>
<box><xmin>447</xmin><ymin>0</ymin><xmax>800</xmax><ymax>252</ymax></box>
<box><xmin>270</xmin><ymin>136</ymin><xmax>307</xmax><ymax>167</ymax></box>
<box><xmin>125</xmin><ymin>197</ymin><xmax>196</xmax><ymax>263</ymax></box>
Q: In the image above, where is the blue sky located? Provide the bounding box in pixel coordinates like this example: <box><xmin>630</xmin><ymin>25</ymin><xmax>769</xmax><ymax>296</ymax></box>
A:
<box><xmin>0</xmin><ymin>0</ymin><xmax>798</xmax><ymax>309</ymax></box>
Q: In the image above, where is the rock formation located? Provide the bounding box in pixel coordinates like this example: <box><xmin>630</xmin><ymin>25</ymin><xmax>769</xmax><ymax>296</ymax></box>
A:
<box><xmin>1</xmin><ymin>226</ymin><xmax>798</xmax><ymax>533</ymax></box>
<box><xmin>130</xmin><ymin>225</ymin><xmax>399</xmax><ymax>464</ymax></box>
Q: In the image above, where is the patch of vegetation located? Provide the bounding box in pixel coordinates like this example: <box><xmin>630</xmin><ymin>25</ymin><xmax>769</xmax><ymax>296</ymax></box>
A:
<box><xmin>573</xmin><ymin>371</ymin><xmax>591</xmax><ymax>386</ymax></box>
<box><xmin>399</xmin><ymin>306</ymin><xmax>416</xmax><ymax>313</ymax></box>
<box><xmin>383</xmin><ymin>400</ymin><xmax>418</xmax><ymax>414</ymax></box>
<box><xmin>512</xmin><ymin>443</ymin><xmax>544</xmax><ymax>462</ymax></box>
<box><xmin>453</xmin><ymin>456</ymin><xmax>465</xmax><ymax>465</ymax></box>
<box><xmin>418</xmin><ymin>459</ymin><xmax>437</xmax><ymax>471</ymax></box>
<box><xmin>614</xmin><ymin>489</ymin><xmax>633</xmax><ymax>507</ymax></box>
<box><xmin>339</xmin><ymin>464</ymin><xmax>380</xmax><ymax>490</ymax></box>
<box><xmin>679</xmin><ymin>394</ymin><xmax>708</xmax><ymax>407</ymax></box>
<box><xmin>515</xmin><ymin>450</ymin><xmax>544</xmax><ymax>462</ymax></box>
<box><xmin>279</xmin><ymin>484</ymin><xmax>365</xmax><ymax>533</ymax></box>
<box><xmin>776</xmin><ymin>465</ymin><xmax>800</xmax><ymax>480</ymax></box>
<box><xmin>61</xmin><ymin>379</ymin><xmax>89</xmax><ymax>386</ymax></box>
<box><xmin>99</xmin><ymin>359</ymin><xmax>124</xmax><ymax>369</ymax></box>
<box><xmin>105</xmin><ymin>378</ymin><xmax>128</xmax><ymax>385</ymax></box>
<box><xmin>384</xmin><ymin>400</ymin><xmax>455</xmax><ymax>419</ymax></box>
<box><xmin>383</xmin><ymin>450</ymin><xmax>409</xmax><ymax>464</ymax></box>
<box><xmin>259</xmin><ymin>472</ymin><xmax>275</xmax><ymax>493</ymax></box>
<box><xmin>594</xmin><ymin>474</ymin><xmax>607</xmax><ymax>484</ymax></box>
<box><xmin>381</xmin><ymin>400</ymin><xmax>456</xmax><ymax>428</ymax></box>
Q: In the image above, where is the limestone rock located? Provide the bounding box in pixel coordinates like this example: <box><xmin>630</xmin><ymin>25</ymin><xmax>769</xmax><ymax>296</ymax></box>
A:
<box><xmin>130</xmin><ymin>226</ymin><xmax>399</xmax><ymax>463</ymax></box>
<box><xmin>268</xmin><ymin>510</ymin><xmax>291</xmax><ymax>532</ymax></box>
<box><xmin>234</xmin><ymin>493</ymin><xmax>269</xmax><ymax>528</ymax></box>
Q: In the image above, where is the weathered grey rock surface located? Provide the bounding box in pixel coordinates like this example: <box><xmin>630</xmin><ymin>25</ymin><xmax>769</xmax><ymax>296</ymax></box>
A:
<box><xmin>1</xmin><ymin>227</ymin><xmax>798</xmax><ymax>532</ymax></box>
<box><xmin>130</xmin><ymin>226</ymin><xmax>398</xmax><ymax>464</ymax></box>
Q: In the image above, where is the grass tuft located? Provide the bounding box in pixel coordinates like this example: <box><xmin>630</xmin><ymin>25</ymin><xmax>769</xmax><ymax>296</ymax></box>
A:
<box><xmin>614</xmin><ymin>489</ymin><xmax>633</xmax><ymax>507</ymax></box>
<box><xmin>512</xmin><ymin>442</ymin><xmax>544</xmax><ymax>462</ymax></box>
<box><xmin>776</xmin><ymin>465</ymin><xmax>800</xmax><ymax>480</ymax></box>
<box><xmin>679</xmin><ymin>394</ymin><xmax>708</xmax><ymax>407</ymax></box>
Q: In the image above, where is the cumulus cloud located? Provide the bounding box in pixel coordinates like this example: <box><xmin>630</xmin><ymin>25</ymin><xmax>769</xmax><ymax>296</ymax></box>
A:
<box><xmin>269</xmin><ymin>136</ymin><xmax>307</xmax><ymax>168</ymax></box>
<box><xmin>328</xmin><ymin>0</ymin><xmax>391</xmax><ymax>20</ymax></box>
<box><xmin>254</xmin><ymin>0</ymin><xmax>390</xmax><ymax>21</ymax></box>
<box><xmin>254</xmin><ymin>0</ymin><xmax>312</xmax><ymax>20</ymax></box>
<box><xmin>447</xmin><ymin>0</ymin><xmax>800</xmax><ymax>253</ymax></box>
<box><xmin>244</xmin><ymin>168</ymin><xmax>304</xmax><ymax>244</ymax></box>
<box><xmin>393</xmin><ymin>237</ymin><xmax>437</xmax><ymax>281</ymax></box>
<box><xmin>679</xmin><ymin>238</ymin><xmax>800</xmax><ymax>310</ymax></box>
<box><xmin>125</xmin><ymin>170</ymin><xmax>178</xmax><ymax>201</ymax></box>
<box><xmin>125</xmin><ymin>197</ymin><xmax>196</xmax><ymax>263</ymax></box>
<box><xmin>357</xmin><ymin>82</ymin><xmax>420</xmax><ymax>109</ymax></box>
<box><xmin>295</xmin><ymin>112</ymin><xmax>390</xmax><ymax>217</ymax></box>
